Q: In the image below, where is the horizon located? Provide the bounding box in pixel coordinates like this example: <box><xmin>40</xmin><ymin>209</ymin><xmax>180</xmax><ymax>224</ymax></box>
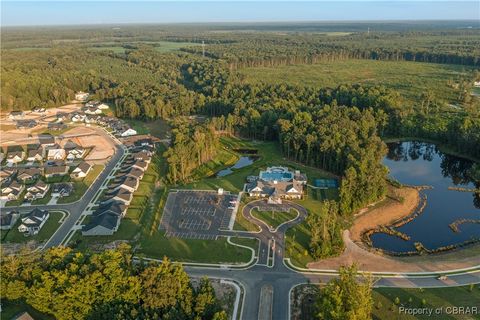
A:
<box><xmin>2</xmin><ymin>1</ymin><xmax>479</xmax><ymax>27</ymax></box>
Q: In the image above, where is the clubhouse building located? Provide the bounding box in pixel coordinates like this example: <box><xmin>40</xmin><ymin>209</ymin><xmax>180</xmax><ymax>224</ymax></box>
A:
<box><xmin>246</xmin><ymin>167</ymin><xmax>307</xmax><ymax>203</ymax></box>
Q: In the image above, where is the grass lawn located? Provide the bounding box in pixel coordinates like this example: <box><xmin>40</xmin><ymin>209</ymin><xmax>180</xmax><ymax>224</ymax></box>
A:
<box><xmin>153</xmin><ymin>41</ymin><xmax>200</xmax><ymax>52</ymax></box>
<box><xmin>1</xmin><ymin>300</ymin><xmax>55</xmax><ymax>320</ymax></box>
<box><xmin>233</xmin><ymin>195</ymin><xmax>261</xmax><ymax>232</ymax></box>
<box><xmin>5</xmin><ymin>190</ymin><xmax>27</xmax><ymax>207</ymax></box>
<box><xmin>1</xmin><ymin>211</ymin><xmax>63</xmax><ymax>244</ymax></box>
<box><xmin>71</xmin><ymin>218</ymin><xmax>140</xmax><ymax>250</ymax></box>
<box><xmin>137</xmin><ymin>232</ymin><xmax>255</xmax><ymax>264</ymax></box>
<box><xmin>285</xmin><ymin>220</ymin><xmax>315</xmax><ymax>268</ymax></box>
<box><xmin>239</xmin><ymin>59</ymin><xmax>473</xmax><ymax>105</ymax></box>
<box><xmin>30</xmin><ymin>190</ymin><xmax>52</xmax><ymax>205</ymax></box>
<box><xmin>251</xmin><ymin>208</ymin><xmax>298</xmax><ymax>230</ymax></box>
<box><xmin>57</xmin><ymin>165</ymin><xmax>104</xmax><ymax>204</ymax></box>
<box><xmin>372</xmin><ymin>285</ymin><xmax>480</xmax><ymax>320</ymax></box>
<box><xmin>123</xmin><ymin>118</ymin><xmax>171</xmax><ymax>138</ymax></box>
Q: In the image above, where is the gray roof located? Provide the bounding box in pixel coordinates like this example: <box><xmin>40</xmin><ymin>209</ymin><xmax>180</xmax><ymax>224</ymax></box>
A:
<box><xmin>82</xmin><ymin>212</ymin><xmax>120</xmax><ymax>232</ymax></box>
<box><xmin>0</xmin><ymin>211</ymin><xmax>18</xmax><ymax>226</ymax></box>
<box><xmin>76</xmin><ymin>161</ymin><xmax>91</xmax><ymax>173</ymax></box>
<box><xmin>110</xmin><ymin>176</ymin><xmax>138</xmax><ymax>189</ymax></box>
<box><xmin>52</xmin><ymin>182</ymin><xmax>74</xmax><ymax>193</ymax></box>
<box><xmin>96</xmin><ymin>201</ymin><xmax>127</xmax><ymax>216</ymax></box>
<box><xmin>45</xmin><ymin>165</ymin><xmax>68</xmax><ymax>175</ymax></box>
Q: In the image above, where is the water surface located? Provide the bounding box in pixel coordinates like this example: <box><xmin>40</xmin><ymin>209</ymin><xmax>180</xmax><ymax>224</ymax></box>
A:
<box><xmin>371</xmin><ymin>141</ymin><xmax>480</xmax><ymax>253</ymax></box>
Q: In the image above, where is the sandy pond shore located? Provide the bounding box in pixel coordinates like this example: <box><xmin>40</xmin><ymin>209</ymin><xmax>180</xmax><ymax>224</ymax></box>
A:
<box><xmin>307</xmin><ymin>187</ymin><xmax>480</xmax><ymax>272</ymax></box>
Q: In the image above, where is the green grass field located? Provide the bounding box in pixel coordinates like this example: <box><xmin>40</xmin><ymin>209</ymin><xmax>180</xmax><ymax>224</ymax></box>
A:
<box><xmin>137</xmin><ymin>233</ymin><xmax>255</xmax><ymax>264</ymax></box>
<box><xmin>153</xmin><ymin>41</ymin><xmax>200</xmax><ymax>52</ymax></box>
<box><xmin>372</xmin><ymin>285</ymin><xmax>480</xmax><ymax>320</ymax></box>
<box><xmin>285</xmin><ymin>220</ymin><xmax>315</xmax><ymax>268</ymax></box>
<box><xmin>239</xmin><ymin>59</ymin><xmax>473</xmax><ymax>104</ymax></box>
<box><xmin>251</xmin><ymin>208</ymin><xmax>297</xmax><ymax>230</ymax></box>
<box><xmin>1</xmin><ymin>211</ymin><xmax>63</xmax><ymax>244</ymax></box>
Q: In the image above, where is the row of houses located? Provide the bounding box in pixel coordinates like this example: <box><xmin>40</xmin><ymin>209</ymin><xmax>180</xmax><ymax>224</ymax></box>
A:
<box><xmin>82</xmin><ymin>148</ymin><xmax>153</xmax><ymax>236</ymax></box>
<box><xmin>0</xmin><ymin>161</ymin><xmax>90</xmax><ymax>201</ymax></box>
<box><xmin>2</xmin><ymin>139</ymin><xmax>87</xmax><ymax>165</ymax></box>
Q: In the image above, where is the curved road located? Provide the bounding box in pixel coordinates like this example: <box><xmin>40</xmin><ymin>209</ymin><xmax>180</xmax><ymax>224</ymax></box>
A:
<box><xmin>185</xmin><ymin>199</ymin><xmax>480</xmax><ymax>320</ymax></box>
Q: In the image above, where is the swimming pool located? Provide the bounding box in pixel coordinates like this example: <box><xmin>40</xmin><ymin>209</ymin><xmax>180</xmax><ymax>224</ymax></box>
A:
<box><xmin>260</xmin><ymin>170</ymin><xmax>293</xmax><ymax>182</ymax></box>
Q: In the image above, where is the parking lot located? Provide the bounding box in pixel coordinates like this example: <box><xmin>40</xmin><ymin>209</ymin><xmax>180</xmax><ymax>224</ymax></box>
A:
<box><xmin>160</xmin><ymin>190</ymin><xmax>238</xmax><ymax>239</ymax></box>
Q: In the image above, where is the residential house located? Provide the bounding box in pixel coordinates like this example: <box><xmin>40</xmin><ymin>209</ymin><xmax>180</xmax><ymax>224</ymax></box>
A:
<box><xmin>246</xmin><ymin>167</ymin><xmax>306</xmax><ymax>203</ymax></box>
<box><xmin>56</xmin><ymin>112</ymin><xmax>68</xmax><ymax>121</ymax></box>
<box><xmin>0</xmin><ymin>211</ymin><xmax>20</xmax><ymax>230</ymax></box>
<box><xmin>47</xmin><ymin>148</ymin><xmax>66</xmax><ymax>160</ymax></box>
<box><xmin>17</xmin><ymin>167</ymin><xmax>42</xmax><ymax>183</ymax></box>
<box><xmin>71</xmin><ymin>114</ymin><xmax>86</xmax><ymax>123</ymax></box>
<box><xmin>121</xmin><ymin>159</ymin><xmax>148</xmax><ymax>172</ymax></box>
<box><xmin>0</xmin><ymin>168</ymin><xmax>17</xmax><ymax>183</ymax></box>
<box><xmin>25</xmin><ymin>180</ymin><xmax>50</xmax><ymax>201</ymax></box>
<box><xmin>7</xmin><ymin>150</ymin><xmax>25</xmax><ymax>164</ymax></box>
<box><xmin>1</xmin><ymin>180</ymin><xmax>24</xmax><ymax>200</ymax></box>
<box><xmin>117</xmin><ymin>167</ymin><xmax>144</xmax><ymax>180</ymax></box>
<box><xmin>44</xmin><ymin>165</ymin><xmax>69</xmax><ymax>178</ymax></box>
<box><xmin>39</xmin><ymin>135</ymin><xmax>55</xmax><ymax>147</ymax></box>
<box><xmin>85</xmin><ymin>100</ymin><xmax>100</xmax><ymax>108</ymax></box>
<box><xmin>119</xmin><ymin>128</ymin><xmax>137</xmax><ymax>137</ymax></box>
<box><xmin>16</xmin><ymin>119</ymin><xmax>37</xmax><ymax>129</ymax></box>
<box><xmin>101</xmin><ymin>187</ymin><xmax>133</xmax><ymax>205</ymax></box>
<box><xmin>12</xmin><ymin>311</ymin><xmax>35</xmax><ymax>320</ymax></box>
<box><xmin>51</xmin><ymin>182</ymin><xmax>74</xmax><ymax>198</ymax></box>
<box><xmin>70</xmin><ymin>161</ymin><xmax>92</xmax><ymax>179</ymax></box>
<box><xmin>26</xmin><ymin>145</ymin><xmax>44</xmax><ymax>162</ymax></box>
<box><xmin>84</xmin><ymin>106</ymin><xmax>102</xmax><ymax>115</ymax></box>
<box><xmin>82</xmin><ymin>211</ymin><xmax>120</xmax><ymax>236</ymax></box>
<box><xmin>96</xmin><ymin>201</ymin><xmax>127</xmax><ymax>217</ymax></box>
<box><xmin>48</xmin><ymin>122</ymin><xmax>67</xmax><ymax>131</ymax></box>
<box><xmin>64</xmin><ymin>140</ymin><xmax>86</xmax><ymax>160</ymax></box>
<box><xmin>32</xmin><ymin>107</ymin><xmax>46</xmax><ymax>114</ymax></box>
<box><xmin>9</xmin><ymin>111</ymin><xmax>24</xmax><ymax>120</ymax></box>
<box><xmin>97</xmin><ymin>103</ymin><xmax>109</xmax><ymax>109</ymax></box>
<box><xmin>17</xmin><ymin>209</ymin><xmax>50</xmax><ymax>235</ymax></box>
<box><xmin>132</xmin><ymin>150</ymin><xmax>152</xmax><ymax>163</ymax></box>
<box><xmin>110</xmin><ymin>176</ymin><xmax>139</xmax><ymax>193</ymax></box>
<box><xmin>75</xmin><ymin>91</ymin><xmax>89</xmax><ymax>101</ymax></box>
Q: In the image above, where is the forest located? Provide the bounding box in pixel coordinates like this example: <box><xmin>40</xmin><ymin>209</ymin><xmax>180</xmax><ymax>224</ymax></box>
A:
<box><xmin>0</xmin><ymin>245</ymin><xmax>228</xmax><ymax>320</ymax></box>
<box><xmin>2</xmin><ymin>23</ymin><xmax>480</xmax><ymax>259</ymax></box>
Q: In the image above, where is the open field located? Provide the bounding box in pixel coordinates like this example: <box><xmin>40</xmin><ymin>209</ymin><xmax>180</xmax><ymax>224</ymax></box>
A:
<box><xmin>239</xmin><ymin>59</ymin><xmax>473</xmax><ymax>104</ymax></box>
<box><xmin>251</xmin><ymin>208</ymin><xmax>297</xmax><ymax>230</ymax></box>
<box><xmin>372</xmin><ymin>285</ymin><xmax>480</xmax><ymax>320</ymax></box>
<box><xmin>137</xmin><ymin>233</ymin><xmax>255</xmax><ymax>264</ymax></box>
<box><xmin>1</xmin><ymin>211</ymin><xmax>63</xmax><ymax>244</ymax></box>
<box><xmin>123</xmin><ymin>118</ymin><xmax>171</xmax><ymax>138</ymax></box>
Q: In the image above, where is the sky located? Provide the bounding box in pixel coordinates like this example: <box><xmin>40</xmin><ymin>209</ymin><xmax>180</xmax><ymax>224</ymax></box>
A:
<box><xmin>1</xmin><ymin>1</ymin><xmax>479</xmax><ymax>26</ymax></box>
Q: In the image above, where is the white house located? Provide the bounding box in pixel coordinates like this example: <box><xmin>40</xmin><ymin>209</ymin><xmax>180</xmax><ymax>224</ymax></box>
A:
<box><xmin>71</xmin><ymin>114</ymin><xmax>86</xmax><ymax>123</ymax></box>
<box><xmin>120</xmin><ymin>128</ymin><xmax>137</xmax><ymax>137</ymax></box>
<box><xmin>18</xmin><ymin>209</ymin><xmax>50</xmax><ymax>235</ymax></box>
<box><xmin>6</xmin><ymin>151</ymin><xmax>25</xmax><ymax>164</ymax></box>
<box><xmin>75</xmin><ymin>91</ymin><xmax>89</xmax><ymax>101</ymax></box>
<box><xmin>25</xmin><ymin>180</ymin><xmax>50</xmax><ymax>201</ymax></box>
<box><xmin>97</xmin><ymin>103</ymin><xmax>109</xmax><ymax>110</ymax></box>
<box><xmin>474</xmin><ymin>81</ymin><xmax>480</xmax><ymax>87</ymax></box>
<box><xmin>70</xmin><ymin>161</ymin><xmax>92</xmax><ymax>179</ymax></box>
<box><xmin>47</xmin><ymin>148</ymin><xmax>66</xmax><ymax>160</ymax></box>
<box><xmin>1</xmin><ymin>181</ymin><xmax>25</xmax><ymax>201</ymax></box>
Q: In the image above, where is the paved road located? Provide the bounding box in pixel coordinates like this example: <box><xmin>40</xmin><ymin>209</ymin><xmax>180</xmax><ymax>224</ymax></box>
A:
<box><xmin>2</xmin><ymin>129</ymin><xmax>126</xmax><ymax>248</ymax></box>
<box><xmin>185</xmin><ymin>200</ymin><xmax>480</xmax><ymax>320</ymax></box>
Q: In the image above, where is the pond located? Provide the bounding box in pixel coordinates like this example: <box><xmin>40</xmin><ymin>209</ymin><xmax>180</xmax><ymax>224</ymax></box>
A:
<box><xmin>370</xmin><ymin>141</ymin><xmax>480</xmax><ymax>254</ymax></box>
<box><xmin>216</xmin><ymin>156</ymin><xmax>257</xmax><ymax>177</ymax></box>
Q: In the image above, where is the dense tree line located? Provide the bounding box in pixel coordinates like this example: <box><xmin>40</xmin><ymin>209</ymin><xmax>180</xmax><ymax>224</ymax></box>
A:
<box><xmin>164</xmin><ymin>120</ymin><xmax>219</xmax><ymax>184</ymax></box>
<box><xmin>315</xmin><ymin>265</ymin><xmax>373</xmax><ymax>320</ymax></box>
<box><xmin>0</xmin><ymin>245</ymin><xmax>227</xmax><ymax>320</ymax></box>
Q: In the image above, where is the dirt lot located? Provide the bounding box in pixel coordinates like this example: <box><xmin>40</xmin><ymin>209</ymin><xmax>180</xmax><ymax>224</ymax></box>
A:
<box><xmin>61</xmin><ymin>126</ymin><xmax>115</xmax><ymax>161</ymax></box>
<box><xmin>350</xmin><ymin>187</ymin><xmax>419</xmax><ymax>242</ymax></box>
